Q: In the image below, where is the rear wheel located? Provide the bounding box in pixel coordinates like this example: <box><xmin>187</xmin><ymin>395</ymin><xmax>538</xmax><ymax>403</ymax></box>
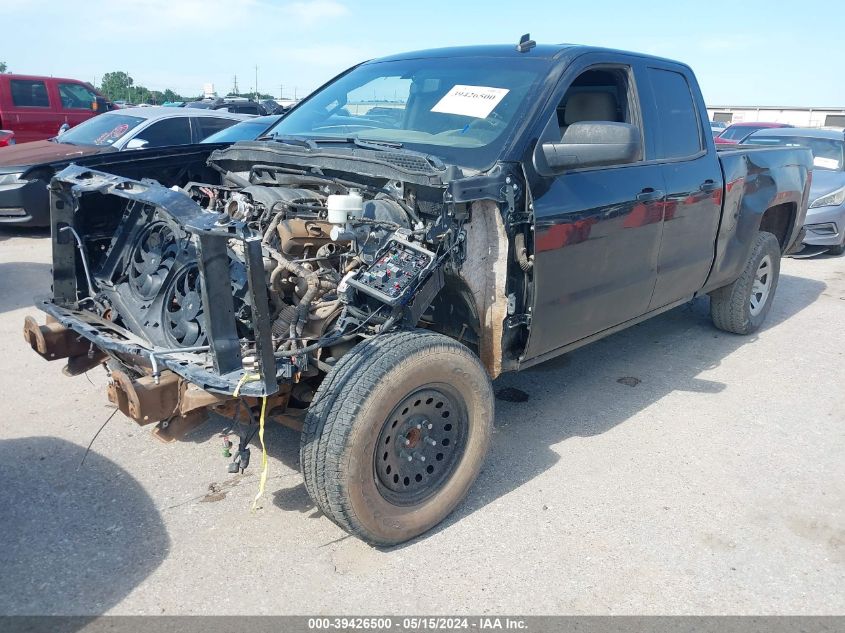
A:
<box><xmin>300</xmin><ymin>329</ymin><xmax>493</xmax><ymax>545</ymax></box>
<box><xmin>710</xmin><ymin>231</ymin><xmax>781</xmax><ymax>334</ymax></box>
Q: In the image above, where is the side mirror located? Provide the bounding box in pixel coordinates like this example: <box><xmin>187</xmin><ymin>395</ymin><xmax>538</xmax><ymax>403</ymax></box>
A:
<box><xmin>57</xmin><ymin>123</ymin><xmax>70</xmax><ymax>136</ymax></box>
<box><xmin>125</xmin><ymin>138</ymin><xmax>149</xmax><ymax>150</ymax></box>
<box><xmin>541</xmin><ymin>121</ymin><xmax>641</xmax><ymax>172</ymax></box>
<box><xmin>92</xmin><ymin>96</ymin><xmax>110</xmax><ymax>112</ymax></box>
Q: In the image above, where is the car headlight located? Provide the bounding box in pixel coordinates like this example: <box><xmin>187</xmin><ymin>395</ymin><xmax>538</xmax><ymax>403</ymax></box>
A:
<box><xmin>810</xmin><ymin>186</ymin><xmax>845</xmax><ymax>208</ymax></box>
<box><xmin>0</xmin><ymin>172</ymin><xmax>23</xmax><ymax>186</ymax></box>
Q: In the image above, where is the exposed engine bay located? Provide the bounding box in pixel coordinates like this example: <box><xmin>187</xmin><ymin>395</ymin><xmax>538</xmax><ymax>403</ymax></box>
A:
<box><xmin>26</xmin><ymin>142</ymin><xmax>532</xmax><ymax>442</ymax></box>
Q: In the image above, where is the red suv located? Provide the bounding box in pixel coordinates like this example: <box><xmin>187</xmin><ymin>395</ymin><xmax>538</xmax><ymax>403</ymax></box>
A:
<box><xmin>0</xmin><ymin>74</ymin><xmax>114</xmax><ymax>143</ymax></box>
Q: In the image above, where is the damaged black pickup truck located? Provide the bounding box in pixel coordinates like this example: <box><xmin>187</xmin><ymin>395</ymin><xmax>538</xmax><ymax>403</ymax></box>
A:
<box><xmin>23</xmin><ymin>40</ymin><xmax>812</xmax><ymax>545</ymax></box>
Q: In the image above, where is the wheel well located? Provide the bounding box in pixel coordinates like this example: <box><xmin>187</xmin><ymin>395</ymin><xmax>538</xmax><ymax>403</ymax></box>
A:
<box><xmin>420</xmin><ymin>276</ymin><xmax>481</xmax><ymax>355</ymax></box>
<box><xmin>759</xmin><ymin>202</ymin><xmax>796</xmax><ymax>251</ymax></box>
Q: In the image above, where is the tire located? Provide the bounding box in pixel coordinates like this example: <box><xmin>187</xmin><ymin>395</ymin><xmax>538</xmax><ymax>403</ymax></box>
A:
<box><xmin>710</xmin><ymin>231</ymin><xmax>781</xmax><ymax>335</ymax></box>
<box><xmin>828</xmin><ymin>238</ymin><xmax>845</xmax><ymax>256</ymax></box>
<box><xmin>300</xmin><ymin>329</ymin><xmax>494</xmax><ymax>545</ymax></box>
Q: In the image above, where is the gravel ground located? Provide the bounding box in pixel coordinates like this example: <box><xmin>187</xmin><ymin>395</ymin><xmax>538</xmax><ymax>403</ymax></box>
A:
<box><xmin>0</xmin><ymin>228</ymin><xmax>842</xmax><ymax>615</ymax></box>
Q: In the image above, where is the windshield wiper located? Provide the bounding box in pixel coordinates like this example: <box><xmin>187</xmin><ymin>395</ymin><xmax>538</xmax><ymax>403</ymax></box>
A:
<box><xmin>319</xmin><ymin>137</ymin><xmax>404</xmax><ymax>151</ymax></box>
<box><xmin>253</xmin><ymin>134</ymin><xmax>442</xmax><ymax>169</ymax></box>
<box><xmin>314</xmin><ymin>137</ymin><xmax>447</xmax><ymax>169</ymax></box>
<box><xmin>255</xmin><ymin>133</ymin><xmax>317</xmax><ymax>149</ymax></box>
<box><xmin>255</xmin><ymin>133</ymin><xmax>403</xmax><ymax>151</ymax></box>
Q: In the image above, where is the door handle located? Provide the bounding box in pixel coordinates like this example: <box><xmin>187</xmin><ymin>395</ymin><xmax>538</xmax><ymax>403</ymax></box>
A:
<box><xmin>636</xmin><ymin>188</ymin><xmax>664</xmax><ymax>202</ymax></box>
<box><xmin>699</xmin><ymin>179</ymin><xmax>719</xmax><ymax>193</ymax></box>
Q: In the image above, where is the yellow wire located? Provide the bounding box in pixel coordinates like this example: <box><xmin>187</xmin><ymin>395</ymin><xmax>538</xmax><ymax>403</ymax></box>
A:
<box><xmin>233</xmin><ymin>372</ymin><xmax>260</xmax><ymax>397</ymax></box>
<box><xmin>231</xmin><ymin>371</ymin><xmax>268</xmax><ymax>511</ymax></box>
<box><xmin>251</xmin><ymin>395</ymin><xmax>269</xmax><ymax>512</ymax></box>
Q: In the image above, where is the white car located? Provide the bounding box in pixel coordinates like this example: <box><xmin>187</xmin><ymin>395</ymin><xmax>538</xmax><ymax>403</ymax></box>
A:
<box><xmin>55</xmin><ymin>107</ymin><xmax>251</xmax><ymax>150</ymax></box>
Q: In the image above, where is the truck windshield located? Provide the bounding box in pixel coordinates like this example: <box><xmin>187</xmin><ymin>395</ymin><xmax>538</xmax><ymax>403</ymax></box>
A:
<box><xmin>746</xmin><ymin>135</ymin><xmax>844</xmax><ymax>171</ymax></box>
<box><xmin>265</xmin><ymin>57</ymin><xmax>548</xmax><ymax>170</ymax></box>
<box><xmin>58</xmin><ymin>113</ymin><xmax>145</xmax><ymax>147</ymax></box>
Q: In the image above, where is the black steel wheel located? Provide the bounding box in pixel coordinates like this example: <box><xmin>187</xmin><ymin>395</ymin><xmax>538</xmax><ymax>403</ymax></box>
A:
<box><xmin>301</xmin><ymin>329</ymin><xmax>493</xmax><ymax>545</ymax></box>
<box><xmin>374</xmin><ymin>385</ymin><xmax>468</xmax><ymax>506</ymax></box>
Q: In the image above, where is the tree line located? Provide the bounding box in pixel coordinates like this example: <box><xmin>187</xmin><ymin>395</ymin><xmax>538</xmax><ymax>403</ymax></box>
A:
<box><xmin>99</xmin><ymin>71</ymin><xmax>195</xmax><ymax>104</ymax></box>
<box><xmin>99</xmin><ymin>71</ymin><xmax>275</xmax><ymax>105</ymax></box>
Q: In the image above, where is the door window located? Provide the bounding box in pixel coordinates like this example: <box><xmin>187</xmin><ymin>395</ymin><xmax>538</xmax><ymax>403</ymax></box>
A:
<box><xmin>132</xmin><ymin>117</ymin><xmax>192</xmax><ymax>148</ymax></box>
<box><xmin>535</xmin><ymin>65</ymin><xmax>642</xmax><ymax>171</ymax></box>
<box><xmin>10</xmin><ymin>79</ymin><xmax>50</xmax><ymax>107</ymax></box>
<box><xmin>647</xmin><ymin>68</ymin><xmax>702</xmax><ymax>159</ymax></box>
<box><xmin>195</xmin><ymin>117</ymin><xmax>237</xmax><ymax>140</ymax></box>
<box><xmin>58</xmin><ymin>82</ymin><xmax>98</xmax><ymax>110</ymax></box>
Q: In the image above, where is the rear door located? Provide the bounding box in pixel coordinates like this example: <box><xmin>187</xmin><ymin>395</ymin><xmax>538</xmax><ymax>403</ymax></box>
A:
<box><xmin>642</xmin><ymin>64</ymin><xmax>723</xmax><ymax>309</ymax></box>
<box><xmin>524</xmin><ymin>54</ymin><xmax>666</xmax><ymax>359</ymax></box>
<box><xmin>193</xmin><ymin>116</ymin><xmax>238</xmax><ymax>142</ymax></box>
<box><xmin>6</xmin><ymin>78</ymin><xmax>57</xmax><ymax>142</ymax></box>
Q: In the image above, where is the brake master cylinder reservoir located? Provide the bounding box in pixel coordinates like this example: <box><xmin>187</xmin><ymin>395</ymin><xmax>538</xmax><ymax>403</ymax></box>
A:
<box><xmin>327</xmin><ymin>189</ymin><xmax>363</xmax><ymax>225</ymax></box>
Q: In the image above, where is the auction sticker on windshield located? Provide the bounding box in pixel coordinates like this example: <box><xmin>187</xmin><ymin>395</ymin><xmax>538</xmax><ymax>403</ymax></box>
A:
<box><xmin>431</xmin><ymin>85</ymin><xmax>510</xmax><ymax>118</ymax></box>
<box><xmin>814</xmin><ymin>156</ymin><xmax>840</xmax><ymax>170</ymax></box>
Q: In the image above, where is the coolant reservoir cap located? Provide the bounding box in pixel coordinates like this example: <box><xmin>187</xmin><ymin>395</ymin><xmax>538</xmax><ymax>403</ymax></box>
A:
<box><xmin>327</xmin><ymin>190</ymin><xmax>363</xmax><ymax>224</ymax></box>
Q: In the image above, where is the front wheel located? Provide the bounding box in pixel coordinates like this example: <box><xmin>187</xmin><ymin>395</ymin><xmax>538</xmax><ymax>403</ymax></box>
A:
<box><xmin>710</xmin><ymin>231</ymin><xmax>781</xmax><ymax>334</ymax></box>
<box><xmin>827</xmin><ymin>235</ymin><xmax>845</xmax><ymax>256</ymax></box>
<box><xmin>300</xmin><ymin>330</ymin><xmax>494</xmax><ymax>545</ymax></box>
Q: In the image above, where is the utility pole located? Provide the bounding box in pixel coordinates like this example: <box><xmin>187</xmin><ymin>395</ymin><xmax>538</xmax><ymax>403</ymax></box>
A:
<box><xmin>280</xmin><ymin>84</ymin><xmax>283</xmax><ymax>100</ymax></box>
<box><xmin>254</xmin><ymin>64</ymin><xmax>259</xmax><ymax>101</ymax></box>
<box><xmin>232</xmin><ymin>74</ymin><xmax>239</xmax><ymax>96</ymax></box>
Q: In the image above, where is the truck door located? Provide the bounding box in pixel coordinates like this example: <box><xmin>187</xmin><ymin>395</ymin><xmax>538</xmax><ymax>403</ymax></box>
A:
<box><xmin>642</xmin><ymin>64</ymin><xmax>723</xmax><ymax>309</ymax></box>
<box><xmin>57</xmin><ymin>81</ymin><xmax>101</xmax><ymax>131</ymax></box>
<box><xmin>524</xmin><ymin>58</ymin><xmax>666</xmax><ymax>360</ymax></box>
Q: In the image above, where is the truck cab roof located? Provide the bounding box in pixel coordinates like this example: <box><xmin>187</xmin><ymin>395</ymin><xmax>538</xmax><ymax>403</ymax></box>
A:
<box><xmin>373</xmin><ymin>43</ymin><xmax>691</xmax><ymax>70</ymax></box>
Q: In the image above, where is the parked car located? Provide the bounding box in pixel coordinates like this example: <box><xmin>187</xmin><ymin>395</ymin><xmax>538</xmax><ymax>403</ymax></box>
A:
<box><xmin>213</xmin><ymin>101</ymin><xmax>265</xmax><ymax>115</ymax></box>
<box><xmin>186</xmin><ymin>98</ymin><xmax>276</xmax><ymax>116</ymax></box>
<box><xmin>260</xmin><ymin>99</ymin><xmax>288</xmax><ymax>115</ymax></box>
<box><xmin>715</xmin><ymin>121</ymin><xmax>792</xmax><ymax>145</ymax></box>
<box><xmin>745</xmin><ymin>127</ymin><xmax>845</xmax><ymax>255</ymax></box>
<box><xmin>0</xmin><ymin>74</ymin><xmax>114</xmax><ymax>144</ymax></box>
<box><xmin>710</xmin><ymin>121</ymin><xmax>727</xmax><ymax>137</ymax></box>
<box><xmin>23</xmin><ymin>40</ymin><xmax>811</xmax><ymax>546</ymax></box>
<box><xmin>200</xmin><ymin>114</ymin><xmax>283</xmax><ymax>143</ymax></box>
<box><xmin>0</xmin><ymin>107</ymin><xmax>248</xmax><ymax>226</ymax></box>
<box><xmin>0</xmin><ymin>130</ymin><xmax>14</xmax><ymax>147</ymax></box>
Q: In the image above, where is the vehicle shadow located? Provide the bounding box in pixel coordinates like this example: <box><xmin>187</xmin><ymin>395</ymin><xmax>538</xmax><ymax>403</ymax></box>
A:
<box><xmin>0</xmin><ymin>436</ymin><xmax>170</xmax><ymax>616</ymax></box>
<box><xmin>0</xmin><ymin>261</ymin><xmax>53</xmax><ymax>314</ymax></box>
<box><xmin>385</xmin><ymin>272</ymin><xmax>826</xmax><ymax>549</ymax></box>
<box><xmin>0</xmin><ymin>226</ymin><xmax>51</xmax><ymax>243</ymax></box>
<box><xmin>169</xmin><ymin>273</ymin><xmax>827</xmax><ymax>546</ymax></box>
<box><xmin>181</xmin><ymin>413</ymin><xmax>318</xmax><ymax>516</ymax></box>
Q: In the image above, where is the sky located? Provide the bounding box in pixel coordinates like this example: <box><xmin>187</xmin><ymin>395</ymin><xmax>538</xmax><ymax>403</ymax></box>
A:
<box><xmin>2</xmin><ymin>0</ymin><xmax>844</xmax><ymax>106</ymax></box>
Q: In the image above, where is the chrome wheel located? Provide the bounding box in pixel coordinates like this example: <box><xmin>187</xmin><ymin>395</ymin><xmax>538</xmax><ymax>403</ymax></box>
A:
<box><xmin>749</xmin><ymin>254</ymin><xmax>773</xmax><ymax>316</ymax></box>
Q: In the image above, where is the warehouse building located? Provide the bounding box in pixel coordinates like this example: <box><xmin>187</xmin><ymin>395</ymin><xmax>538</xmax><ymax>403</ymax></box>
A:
<box><xmin>707</xmin><ymin>105</ymin><xmax>845</xmax><ymax>128</ymax></box>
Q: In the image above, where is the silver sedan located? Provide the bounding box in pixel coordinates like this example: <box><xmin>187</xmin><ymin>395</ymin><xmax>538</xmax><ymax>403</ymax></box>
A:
<box><xmin>746</xmin><ymin>127</ymin><xmax>845</xmax><ymax>256</ymax></box>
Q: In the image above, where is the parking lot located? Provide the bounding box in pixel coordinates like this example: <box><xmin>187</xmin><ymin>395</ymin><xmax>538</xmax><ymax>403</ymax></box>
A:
<box><xmin>0</xmin><ymin>229</ymin><xmax>842</xmax><ymax>615</ymax></box>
